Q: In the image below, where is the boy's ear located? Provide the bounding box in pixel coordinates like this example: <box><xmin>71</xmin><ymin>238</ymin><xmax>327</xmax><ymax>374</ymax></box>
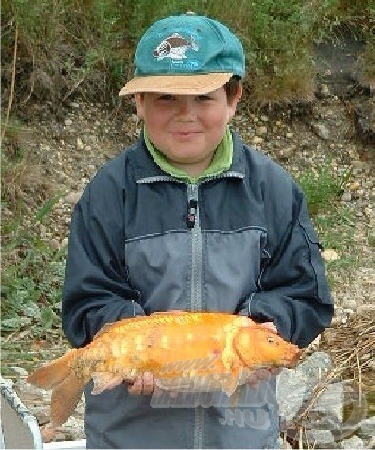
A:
<box><xmin>227</xmin><ymin>84</ymin><xmax>243</xmax><ymax>120</ymax></box>
<box><xmin>134</xmin><ymin>93</ymin><xmax>145</xmax><ymax>119</ymax></box>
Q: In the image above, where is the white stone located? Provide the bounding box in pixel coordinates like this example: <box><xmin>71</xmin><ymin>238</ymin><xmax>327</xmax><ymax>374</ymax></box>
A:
<box><xmin>322</xmin><ymin>249</ymin><xmax>340</xmax><ymax>261</ymax></box>
<box><xmin>76</xmin><ymin>137</ymin><xmax>84</xmax><ymax>150</ymax></box>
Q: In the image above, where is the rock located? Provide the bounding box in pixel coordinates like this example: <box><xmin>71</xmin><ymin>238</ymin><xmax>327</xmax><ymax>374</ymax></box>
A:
<box><xmin>305</xmin><ymin>429</ymin><xmax>336</xmax><ymax>446</ymax></box>
<box><xmin>256</xmin><ymin>126</ymin><xmax>268</xmax><ymax>136</ymax></box>
<box><xmin>368</xmin><ymin>436</ymin><xmax>375</xmax><ymax>449</ymax></box>
<box><xmin>277</xmin><ymin>352</ymin><xmax>334</xmax><ymax>422</ymax></box>
<box><xmin>349</xmin><ymin>181</ymin><xmax>361</xmax><ymax>191</ymax></box>
<box><xmin>64</xmin><ymin>191</ymin><xmax>82</xmax><ymax>205</ymax></box>
<box><xmin>354</xmin><ymin>99</ymin><xmax>375</xmax><ymax>145</ymax></box>
<box><xmin>341</xmin><ymin>191</ymin><xmax>352</xmax><ymax>202</ymax></box>
<box><xmin>356</xmin><ymin>304</ymin><xmax>375</xmax><ymax>315</ymax></box>
<box><xmin>322</xmin><ymin>249</ymin><xmax>340</xmax><ymax>261</ymax></box>
<box><xmin>252</xmin><ymin>136</ymin><xmax>263</xmax><ymax>145</ymax></box>
<box><xmin>311</xmin><ymin>122</ymin><xmax>331</xmax><ymax>140</ymax></box>
<box><xmin>341</xmin><ymin>298</ymin><xmax>357</xmax><ymax>310</ymax></box>
<box><xmin>49</xmin><ymin>238</ymin><xmax>60</xmax><ymax>249</ymax></box>
<box><xmin>276</xmin><ymin>146</ymin><xmax>295</xmax><ymax>160</ymax></box>
<box><xmin>357</xmin><ymin>417</ymin><xmax>375</xmax><ymax>440</ymax></box>
<box><xmin>9</xmin><ymin>366</ymin><xmax>28</xmax><ymax>377</ymax></box>
<box><xmin>76</xmin><ymin>137</ymin><xmax>84</xmax><ymax>150</ymax></box>
<box><xmin>341</xmin><ymin>435</ymin><xmax>365</xmax><ymax>449</ymax></box>
<box><xmin>318</xmin><ymin>83</ymin><xmax>331</xmax><ymax>97</ymax></box>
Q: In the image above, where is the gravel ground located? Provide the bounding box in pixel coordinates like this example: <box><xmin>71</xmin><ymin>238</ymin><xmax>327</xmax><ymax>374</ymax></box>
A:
<box><xmin>4</xmin><ymin>92</ymin><xmax>374</xmax><ymax>446</ymax></box>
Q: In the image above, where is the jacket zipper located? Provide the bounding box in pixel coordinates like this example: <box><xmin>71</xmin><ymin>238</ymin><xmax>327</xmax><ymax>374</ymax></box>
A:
<box><xmin>187</xmin><ymin>184</ymin><xmax>203</xmax><ymax>313</ymax></box>
<box><xmin>187</xmin><ymin>184</ymin><xmax>204</xmax><ymax>449</ymax></box>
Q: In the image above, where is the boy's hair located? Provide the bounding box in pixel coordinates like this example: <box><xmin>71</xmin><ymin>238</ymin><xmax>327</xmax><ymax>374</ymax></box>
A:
<box><xmin>224</xmin><ymin>76</ymin><xmax>242</xmax><ymax>102</ymax></box>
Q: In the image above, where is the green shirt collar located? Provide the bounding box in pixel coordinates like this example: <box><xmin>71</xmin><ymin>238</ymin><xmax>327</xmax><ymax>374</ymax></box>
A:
<box><xmin>144</xmin><ymin>126</ymin><xmax>233</xmax><ymax>184</ymax></box>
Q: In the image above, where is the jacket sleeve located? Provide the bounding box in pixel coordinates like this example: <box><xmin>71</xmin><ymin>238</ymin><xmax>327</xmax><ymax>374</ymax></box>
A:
<box><xmin>62</xmin><ymin>162</ymin><xmax>145</xmax><ymax>348</ymax></box>
<box><xmin>239</xmin><ymin>184</ymin><xmax>333</xmax><ymax>348</ymax></box>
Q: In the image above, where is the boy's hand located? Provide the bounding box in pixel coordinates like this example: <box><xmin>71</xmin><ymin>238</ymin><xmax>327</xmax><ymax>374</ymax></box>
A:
<box><xmin>128</xmin><ymin>372</ymin><xmax>156</xmax><ymax>396</ymax></box>
<box><xmin>258</xmin><ymin>321</ymin><xmax>278</xmax><ymax>333</ymax></box>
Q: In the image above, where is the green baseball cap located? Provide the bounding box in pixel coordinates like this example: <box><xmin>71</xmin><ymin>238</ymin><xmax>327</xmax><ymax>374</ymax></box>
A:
<box><xmin>119</xmin><ymin>13</ymin><xmax>245</xmax><ymax>95</ymax></box>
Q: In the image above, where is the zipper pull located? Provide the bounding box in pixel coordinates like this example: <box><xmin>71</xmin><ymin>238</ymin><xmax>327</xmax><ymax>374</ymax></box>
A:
<box><xmin>186</xmin><ymin>199</ymin><xmax>198</xmax><ymax>228</ymax></box>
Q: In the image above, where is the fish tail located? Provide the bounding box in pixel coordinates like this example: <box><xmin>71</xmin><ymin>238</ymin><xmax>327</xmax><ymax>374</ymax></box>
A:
<box><xmin>27</xmin><ymin>349</ymin><xmax>77</xmax><ymax>390</ymax></box>
<box><xmin>50</xmin><ymin>372</ymin><xmax>85</xmax><ymax>429</ymax></box>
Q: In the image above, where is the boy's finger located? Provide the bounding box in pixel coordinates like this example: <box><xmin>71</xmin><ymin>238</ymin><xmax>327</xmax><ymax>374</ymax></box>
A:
<box><xmin>142</xmin><ymin>372</ymin><xmax>155</xmax><ymax>395</ymax></box>
<box><xmin>128</xmin><ymin>376</ymin><xmax>143</xmax><ymax>395</ymax></box>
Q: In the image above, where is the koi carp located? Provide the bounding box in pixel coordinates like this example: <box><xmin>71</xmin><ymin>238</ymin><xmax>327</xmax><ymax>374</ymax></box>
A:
<box><xmin>27</xmin><ymin>312</ymin><xmax>299</xmax><ymax>439</ymax></box>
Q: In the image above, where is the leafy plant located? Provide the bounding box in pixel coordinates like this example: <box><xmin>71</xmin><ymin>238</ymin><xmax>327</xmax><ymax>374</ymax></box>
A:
<box><xmin>295</xmin><ymin>161</ymin><xmax>358</xmax><ymax>288</ymax></box>
<box><xmin>296</xmin><ymin>160</ymin><xmax>351</xmax><ymax>215</ymax></box>
<box><xmin>1</xmin><ymin>198</ymin><xmax>66</xmax><ymax>336</ymax></box>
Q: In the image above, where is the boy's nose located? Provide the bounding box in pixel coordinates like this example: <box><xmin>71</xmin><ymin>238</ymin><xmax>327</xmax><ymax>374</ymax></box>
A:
<box><xmin>177</xmin><ymin>98</ymin><xmax>196</xmax><ymax>118</ymax></box>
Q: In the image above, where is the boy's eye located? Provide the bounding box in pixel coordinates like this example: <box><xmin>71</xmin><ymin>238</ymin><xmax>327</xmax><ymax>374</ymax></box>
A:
<box><xmin>158</xmin><ymin>94</ymin><xmax>175</xmax><ymax>101</ymax></box>
<box><xmin>197</xmin><ymin>95</ymin><xmax>212</xmax><ymax>101</ymax></box>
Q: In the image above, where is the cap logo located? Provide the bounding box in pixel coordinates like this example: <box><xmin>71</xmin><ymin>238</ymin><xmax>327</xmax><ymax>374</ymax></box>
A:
<box><xmin>153</xmin><ymin>33</ymin><xmax>199</xmax><ymax>60</ymax></box>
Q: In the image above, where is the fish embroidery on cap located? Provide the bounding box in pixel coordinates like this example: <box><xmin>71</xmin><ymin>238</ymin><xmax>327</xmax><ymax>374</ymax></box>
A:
<box><xmin>153</xmin><ymin>33</ymin><xmax>199</xmax><ymax>60</ymax></box>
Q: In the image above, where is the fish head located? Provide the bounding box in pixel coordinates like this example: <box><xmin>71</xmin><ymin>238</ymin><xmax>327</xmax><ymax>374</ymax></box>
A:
<box><xmin>234</xmin><ymin>326</ymin><xmax>300</xmax><ymax>368</ymax></box>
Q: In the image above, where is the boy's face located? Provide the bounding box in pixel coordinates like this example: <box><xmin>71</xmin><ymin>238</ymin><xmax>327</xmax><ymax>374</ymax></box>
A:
<box><xmin>135</xmin><ymin>86</ymin><xmax>242</xmax><ymax>175</ymax></box>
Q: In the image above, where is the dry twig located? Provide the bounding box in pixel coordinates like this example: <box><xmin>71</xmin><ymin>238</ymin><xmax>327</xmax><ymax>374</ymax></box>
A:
<box><xmin>2</xmin><ymin>22</ymin><xmax>18</xmax><ymax>143</ymax></box>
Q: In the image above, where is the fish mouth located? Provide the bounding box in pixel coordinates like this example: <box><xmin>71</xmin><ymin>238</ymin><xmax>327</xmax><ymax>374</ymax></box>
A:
<box><xmin>283</xmin><ymin>348</ymin><xmax>301</xmax><ymax>367</ymax></box>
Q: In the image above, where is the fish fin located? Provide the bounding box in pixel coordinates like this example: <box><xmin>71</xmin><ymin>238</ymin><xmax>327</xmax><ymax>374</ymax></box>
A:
<box><xmin>27</xmin><ymin>350</ymin><xmax>76</xmax><ymax>390</ymax></box>
<box><xmin>91</xmin><ymin>372</ymin><xmax>124</xmax><ymax>395</ymax></box>
<box><xmin>219</xmin><ymin>367</ymin><xmax>242</xmax><ymax>396</ymax></box>
<box><xmin>50</xmin><ymin>373</ymin><xmax>84</xmax><ymax>429</ymax></box>
<box><xmin>221</xmin><ymin>375</ymin><xmax>240</xmax><ymax>396</ymax></box>
<box><xmin>93</xmin><ymin>322</ymin><xmax>117</xmax><ymax>339</ymax></box>
<box><xmin>41</xmin><ymin>424</ymin><xmax>57</xmax><ymax>443</ymax></box>
<box><xmin>93</xmin><ymin>316</ymin><xmax>147</xmax><ymax>339</ymax></box>
<box><xmin>229</xmin><ymin>384</ymin><xmax>246</xmax><ymax>408</ymax></box>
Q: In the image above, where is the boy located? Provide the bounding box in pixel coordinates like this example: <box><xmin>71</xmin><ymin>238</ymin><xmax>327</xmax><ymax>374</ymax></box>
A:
<box><xmin>62</xmin><ymin>13</ymin><xmax>333</xmax><ymax>449</ymax></box>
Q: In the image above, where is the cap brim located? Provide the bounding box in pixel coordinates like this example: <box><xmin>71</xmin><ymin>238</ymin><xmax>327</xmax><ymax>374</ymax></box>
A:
<box><xmin>119</xmin><ymin>73</ymin><xmax>233</xmax><ymax>96</ymax></box>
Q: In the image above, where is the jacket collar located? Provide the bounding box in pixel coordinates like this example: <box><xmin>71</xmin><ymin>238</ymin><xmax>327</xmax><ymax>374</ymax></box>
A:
<box><xmin>128</xmin><ymin>130</ymin><xmax>247</xmax><ymax>183</ymax></box>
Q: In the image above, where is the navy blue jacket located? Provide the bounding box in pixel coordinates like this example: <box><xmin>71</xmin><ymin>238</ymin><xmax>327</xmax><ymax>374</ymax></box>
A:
<box><xmin>62</xmin><ymin>132</ymin><xmax>333</xmax><ymax>448</ymax></box>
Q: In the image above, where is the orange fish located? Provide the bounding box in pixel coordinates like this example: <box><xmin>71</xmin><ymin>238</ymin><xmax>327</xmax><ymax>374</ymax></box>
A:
<box><xmin>27</xmin><ymin>312</ymin><xmax>299</xmax><ymax>438</ymax></box>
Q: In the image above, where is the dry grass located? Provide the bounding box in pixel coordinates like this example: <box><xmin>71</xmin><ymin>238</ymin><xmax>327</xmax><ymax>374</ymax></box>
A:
<box><xmin>280</xmin><ymin>313</ymin><xmax>375</xmax><ymax>448</ymax></box>
<box><xmin>1</xmin><ymin>121</ymin><xmax>54</xmax><ymax>211</ymax></box>
<box><xmin>246</xmin><ymin>64</ymin><xmax>315</xmax><ymax>107</ymax></box>
<box><xmin>320</xmin><ymin>313</ymin><xmax>375</xmax><ymax>383</ymax></box>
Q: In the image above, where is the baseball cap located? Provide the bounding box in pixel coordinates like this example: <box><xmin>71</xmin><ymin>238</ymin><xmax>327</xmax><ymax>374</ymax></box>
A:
<box><xmin>119</xmin><ymin>13</ymin><xmax>245</xmax><ymax>96</ymax></box>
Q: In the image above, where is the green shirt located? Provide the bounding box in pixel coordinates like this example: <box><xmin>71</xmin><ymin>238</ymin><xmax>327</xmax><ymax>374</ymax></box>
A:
<box><xmin>144</xmin><ymin>126</ymin><xmax>233</xmax><ymax>184</ymax></box>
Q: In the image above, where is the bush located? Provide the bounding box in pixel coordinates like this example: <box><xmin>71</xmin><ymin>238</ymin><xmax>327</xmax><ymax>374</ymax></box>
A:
<box><xmin>1</xmin><ymin>198</ymin><xmax>66</xmax><ymax>336</ymax></box>
<box><xmin>1</xmin><ymin>0</ymin><xmax>373</xmax><ymax>110</ymax></box>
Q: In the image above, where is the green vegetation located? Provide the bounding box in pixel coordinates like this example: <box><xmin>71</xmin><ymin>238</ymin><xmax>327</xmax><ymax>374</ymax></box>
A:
<box><xmin>1</xmin><ymin>199</ymin><xmax>66</xmax><ymax>334</ymax></box>
<box><xmin>1</xmin><ymin>0</ymin><xmax>374</xmax><ymax>110</ymax></box>
<box><xmin>1</xmin><ymin>117</ymin><xmax>65</xmax><ymax>338</ymax></box>
<box><xmin>297</xmin><ymin>160</ymin><xmax>351</xmax><ymax>216</ymax></box>
<box><xmin>296</xmin><ymin>163</ymin><xmax>358</xmax><ymax>286</ymax></box>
